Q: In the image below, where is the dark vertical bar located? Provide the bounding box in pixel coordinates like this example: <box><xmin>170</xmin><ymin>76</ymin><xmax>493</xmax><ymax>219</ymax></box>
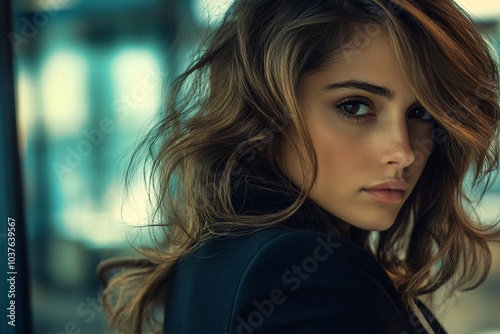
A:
<box><xmin>0</xmin><ymin>1</ymin><xmax>33</xmax><ymax>333</ymax></box>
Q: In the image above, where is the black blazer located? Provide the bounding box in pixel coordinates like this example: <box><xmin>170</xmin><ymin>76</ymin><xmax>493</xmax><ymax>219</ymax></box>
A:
<box><xmin>163</xmin><ymin>159</ymin><xmax>446</xmax><ymax>333</ymax></box>
<box><xmin>163</xmin><ymin>226</ymin><xmax>446</xmax><ymax>333</ymax></box>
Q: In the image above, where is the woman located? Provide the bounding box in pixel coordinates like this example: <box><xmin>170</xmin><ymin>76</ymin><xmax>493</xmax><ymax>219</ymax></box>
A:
<box><xmin>98</xmin><ymin>0</ymin><xmax>500</xmax><ymax>333</ymax></box>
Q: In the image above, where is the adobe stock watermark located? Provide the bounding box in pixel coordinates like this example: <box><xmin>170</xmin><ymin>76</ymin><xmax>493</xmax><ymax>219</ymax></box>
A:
<box><xmin>226</xmin><ymin>234</ymin><xmax>341</xmax><ymax>334</ymax></box>
<box><xmin>340</xmin><ymin>1</ymin><xmax>403</xmax><ymax>63</ymax></box>
<box><xmin>5</xmin><ymin>218</ymin><xmax>17</xmax><ymax>327</ymax></box>
<box><xmin>402</xmin><ymin>127</ymin><xmax>448</xmax><ymax>178</ymax></box>
<box><xmin>51</xmin><ymin>65</ymin><xmax>167</xmax><ymax>181</ymax></box>
<box><xmin>7</xmin><ymin>0</ymin><xmax>70</xmax><ymax>54</ymax></box>
<box><xmin>47</xmin><ymin>289</ymin><xmax>104</xmax><ymax>334</ymax></box>
<box><xmin>340</xmin><ymin>22</ymin><xmax>383</xmax><ymax>64</ymax></box>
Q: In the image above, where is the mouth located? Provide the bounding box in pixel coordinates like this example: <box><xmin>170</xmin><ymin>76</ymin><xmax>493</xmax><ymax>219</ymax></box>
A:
<box><xmin>363</xmin><ymin>179</ymin><xmax>409</xmax><ymax>204</ymax></box>
<box><xmin>362</xmin><ymin>189</ymin><xmax>406</xmax><ymax>204</ymax></box>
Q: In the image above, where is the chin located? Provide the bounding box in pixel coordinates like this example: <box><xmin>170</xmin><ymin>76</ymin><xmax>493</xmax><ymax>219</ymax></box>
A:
<box><xmin>370</xmin><ymin>223</ymin><xmax>395</xmax><ymax>232</ymax></box>
<box><xmin>351</xmin><ymin>216</ymin><xmax>397</xmax><ymax>232</ymax></box>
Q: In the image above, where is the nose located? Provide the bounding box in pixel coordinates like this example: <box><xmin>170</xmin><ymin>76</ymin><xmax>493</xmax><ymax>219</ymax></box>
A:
<box><xmin>380</xmin><ymin>119</ymin><xmax>416</xmax><ymax>168</ymax></box>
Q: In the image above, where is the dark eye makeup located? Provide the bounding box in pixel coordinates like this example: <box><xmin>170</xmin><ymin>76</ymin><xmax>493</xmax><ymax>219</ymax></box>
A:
<box><xmin>334</xmin><ymin>96</ymin><xmax>374</xmax><ymax>123</ymax></box>
<box><xmin>333</xmin><ymin>96</ymin><xmax>435</xmax><ymax>124</ymax></box>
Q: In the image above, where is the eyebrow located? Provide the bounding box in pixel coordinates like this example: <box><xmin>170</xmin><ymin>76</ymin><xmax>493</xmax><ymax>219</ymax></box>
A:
<box><xmin>323</xmin><ymin>80</ymin><xmax>396</xmax><ymax>100</ymax></box>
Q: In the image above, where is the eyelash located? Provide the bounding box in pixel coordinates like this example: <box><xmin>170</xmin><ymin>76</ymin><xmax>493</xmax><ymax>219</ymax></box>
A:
<box><xmin>333</xmin><ymin>96</ymin><xmax>434</xmax><ymax>124</ymax></box>
<box><xmin>334</xmin><ymin>97</ymin><xmax>374</xmax><ymax>123</ymax></box>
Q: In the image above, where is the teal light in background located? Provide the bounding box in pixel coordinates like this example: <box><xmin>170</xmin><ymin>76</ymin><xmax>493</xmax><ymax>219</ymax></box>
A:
<box><xmin>110</xmin><ymin>46</ymin><xmax>163</xmax><ymax>128</ymax></box>
<box><xmin>454</xmin><ymin>0</ymin><xmax>500</xmax><ymax>19</ymax></box>
<box><xmin>195</xmin><ymin>0</ymin><xmax>234</xmax><ymax>25</ymax></box>
<box><xmin>15</xmin><ymin>42</ymin><xmax>165</xmax><ymax>248</ymax></box>
<box><xmin>40</xmin><ymin>48</ymin><xmax>89</xmax><ymax>138</ymax></box>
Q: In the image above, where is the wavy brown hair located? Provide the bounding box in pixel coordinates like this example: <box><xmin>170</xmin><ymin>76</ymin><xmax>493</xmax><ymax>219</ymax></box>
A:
<box><xmin>98</xmin><ymin>0</ymin><xmax>500</xmax><ymax>332</ymax></box>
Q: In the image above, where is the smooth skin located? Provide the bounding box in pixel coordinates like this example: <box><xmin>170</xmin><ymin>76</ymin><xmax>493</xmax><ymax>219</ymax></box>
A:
<box><xmin>277</xmin><ymin>29</ymin><xmax>435</xmax><ymax>232</ymax></box>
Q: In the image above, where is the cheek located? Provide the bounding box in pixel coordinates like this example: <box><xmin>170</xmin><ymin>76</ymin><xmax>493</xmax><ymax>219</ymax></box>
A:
<box><xmin>303</xmin><ymin>98</ymin><xmax>376</xmax><ymax>171</ymax></box>
<box><xmin>310</xmin><ymin>121</ymin><xmax>372</xmax><ymax>179</ymax></box>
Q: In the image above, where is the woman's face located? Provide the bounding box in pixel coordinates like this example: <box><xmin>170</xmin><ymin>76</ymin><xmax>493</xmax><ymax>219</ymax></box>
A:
<box><xmin>278</xmin><ymin>29</ymin><xmax>435</xmax><ymax>231</ymax></box>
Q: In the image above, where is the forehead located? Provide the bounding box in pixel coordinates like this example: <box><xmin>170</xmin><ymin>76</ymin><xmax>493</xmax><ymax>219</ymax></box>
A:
<box><xmin>301</xmin><ymin>29</ymin><xmax>415</xmax><ymax>102</ymax></box>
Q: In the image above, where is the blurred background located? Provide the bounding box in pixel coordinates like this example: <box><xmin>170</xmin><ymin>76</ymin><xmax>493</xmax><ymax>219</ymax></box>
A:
<box><xmin>3</xmin><ymin>0</ymin><xmax>500</xmax><ymax>333</ymax></box>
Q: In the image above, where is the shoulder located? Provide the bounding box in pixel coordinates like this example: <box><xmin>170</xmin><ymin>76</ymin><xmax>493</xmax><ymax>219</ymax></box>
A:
<box><xmin>220</xmin><ymin>227</ymin><xmax>391</xmax><ymax>287</ymax></box>
<box><xmin>232</xmin><ymin>228</ymin><xmax>399</xmax><ymax>302</ymax></box>
<box><xmin>217</xmin><ymin>228</ymin><xmax>415</xmax><ymax>333</ymax></box>
<box><xmin>166</xmin><ymin>227</ymin><xmax>417</xmax><ymax>333</ymax></box>
<box><xmin>199</xmin><ymin>227</ymin><xmax>397</xmax><ymax>296</ymax></box>
<box><xmin>192</xmin><ymin>227</ymin><xmax>378</xmax><ymax>280</ymax></box>
<box><xmin>241</xmin><ymin>228</ymin><xmax>376</xmax><ymax>271</ymax></box>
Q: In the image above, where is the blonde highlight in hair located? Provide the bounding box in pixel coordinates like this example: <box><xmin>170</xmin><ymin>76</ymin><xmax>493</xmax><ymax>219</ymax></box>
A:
<box><xmin>98</xmin><ymin>0</ymin><xmax>500</xmax><ymax>332</ymax></box>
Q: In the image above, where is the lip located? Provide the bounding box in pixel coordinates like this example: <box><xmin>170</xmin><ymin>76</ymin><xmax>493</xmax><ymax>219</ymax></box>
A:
<box><xmin>363</xmin><ymin>179</ymin><xmax>409</xmax><ymax>204</ymax></box>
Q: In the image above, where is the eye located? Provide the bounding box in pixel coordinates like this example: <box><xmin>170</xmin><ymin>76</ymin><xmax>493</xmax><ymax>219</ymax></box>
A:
<box><xmin>408</xmin><ymin>105</ymin><xmax>434</xmax><ymax>122</ymax></box>
<box><xmin>334</xmin><ymin>97</ymin><xmax>374</xmax><ymax>122</ymax></box>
